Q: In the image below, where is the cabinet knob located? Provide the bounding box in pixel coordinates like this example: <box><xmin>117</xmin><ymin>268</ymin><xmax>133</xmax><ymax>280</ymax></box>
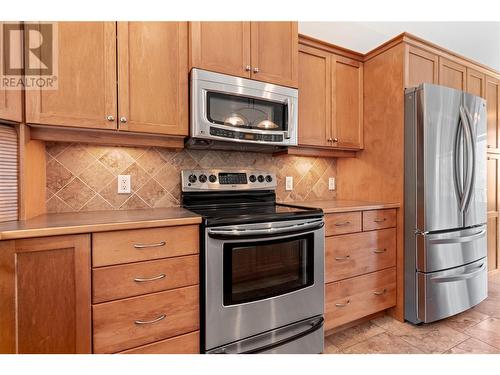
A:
<box><xmin>245</xmin><ymin>65</ymin><xmax>251</xmax><ymax>72</ymax></box>
<box><xmin>333</xmin><ymin>137</ymin><xmax>339</xmax><ymax>142</ymax></box>
<box><xmin>253</xmin><ymin>67</ymin><xmax>259</xmax><ymax>73</ymax></box>
<box><xmin>106</xmin><ymin>115</ymin><xmax>115</xmax><ymax>122</ymax></box>
<box><xmin>328</xmin><ymin>138</ymin><xmax>333</xmax><ymax>142</ymax></box>
<box><xmin>120</xmin><ymin>116</ymin><xmax>127</xmax><ymax>124</ymax></box>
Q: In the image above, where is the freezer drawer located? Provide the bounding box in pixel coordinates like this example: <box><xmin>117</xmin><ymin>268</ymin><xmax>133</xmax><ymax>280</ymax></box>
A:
<box><xmin>417</xmin><ymin>258</ymin><xmax>487</xmax><ymax>323</ymax></box>
<box><xmin>417</xmin><ymin>225</ymin><xmax>487</xmax><ymax>273</ymax></box>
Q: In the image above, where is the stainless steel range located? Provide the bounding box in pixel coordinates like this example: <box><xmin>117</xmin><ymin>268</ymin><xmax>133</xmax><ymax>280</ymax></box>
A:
<box><xmin>181</xmin><ymin>169</ymin><xmax>325</xmax><ymax>354</ymax></box>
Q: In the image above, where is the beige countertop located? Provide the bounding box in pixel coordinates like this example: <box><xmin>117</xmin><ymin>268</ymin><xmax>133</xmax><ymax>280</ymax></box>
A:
<box><xmin>0</xmin><ymin>207</ymin><xmax>202</xmax><ymax>240</ymax></box>
<box><xmin>289</xmin><ymin>199</ymin><xmax>400</xmax><ymax>214</ymax></box>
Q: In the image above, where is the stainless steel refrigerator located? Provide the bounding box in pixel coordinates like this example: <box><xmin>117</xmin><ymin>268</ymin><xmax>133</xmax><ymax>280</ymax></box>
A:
<box><xmin>404</xmin><ymin>83</ymin><xmax>488</xmax><ymax>324</ymax></box>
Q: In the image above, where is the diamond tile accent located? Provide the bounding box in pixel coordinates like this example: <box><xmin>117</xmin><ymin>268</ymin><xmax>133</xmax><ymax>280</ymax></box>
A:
<box><xmin>46</xmin><ymin>158</ymin><xmax>73</xmax><ymax>195</ymax></box>
<box><xmin>56</xmin><ymin>144</ymin><xmax>96</xmax><ymax>176</ymax></box>
<box><xmin>56</xmin><ymin>178</ymin><xmax>95</xmax><ymax>211</ymax></box>
<box><xmin>99</xmin><ymin>148</ymin><xmax>135</xmax><ymax>175</ymax></box>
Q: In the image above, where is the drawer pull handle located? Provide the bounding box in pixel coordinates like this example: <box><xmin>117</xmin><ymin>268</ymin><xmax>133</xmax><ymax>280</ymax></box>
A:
<box><xmin>134</xmin><ymin>314</ymin><xmax>166</xmax><ymax>325</ymax></box>
<box><xmin>373</xmin><ymin>289</ymin><xmax>387</xmax><ymax>296</ymax></box>
<box><xmin>335</xmin><ymin>300</ymin><xmax>350</xmax><ymax>308</ymax></box>
<box><xmin>133</xmin><ymin>241</ymin><xmax>166</xmax><ymax>249</ymax></box>
<box><xmin>335</xmin><ymin>255</ymin><xmax>351</xmax><ymax>261</ymax></box>
<box><xmin>335</xmin><ymin>221</ymin><xmax>351</xmax><ymax>227</ymax></box>
<box><xmin>374</xmin><ymin>218</ymin><xmax>387</xmax><ymax>223</ymax></box>
<box><xmin>134</xmin><ymin>273</ymin><xmax>166</xmax><ymax>283</ymax></box>
<box><xmin>373</xmin><ymin>248</ymin><xmax>387</xmax><ymax>254</ymax></box>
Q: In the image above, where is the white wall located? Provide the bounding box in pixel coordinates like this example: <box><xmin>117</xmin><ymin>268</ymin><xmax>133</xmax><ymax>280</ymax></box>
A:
<box><xmin>299</xmin><ymin>22</ymin><xmax>500</xmax><ymax>71</ymax></box>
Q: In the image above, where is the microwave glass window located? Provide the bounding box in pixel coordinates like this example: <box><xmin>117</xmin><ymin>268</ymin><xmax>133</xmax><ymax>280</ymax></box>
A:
<box><xmin>223</xmin><ymin>234</ymin><xmax>314</xmax><ymax>305</ymax></box>
<box><xmin>207</xmin><ymin>92</ymin><xmax>287</xmax><ymax>131</ymax></box>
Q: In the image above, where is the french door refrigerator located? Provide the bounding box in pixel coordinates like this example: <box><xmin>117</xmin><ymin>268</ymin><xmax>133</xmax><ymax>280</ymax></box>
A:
<box><xmin>404</xmin><ymin>83</ymin><xmax>488</xmax><ymax>324</ymax></box>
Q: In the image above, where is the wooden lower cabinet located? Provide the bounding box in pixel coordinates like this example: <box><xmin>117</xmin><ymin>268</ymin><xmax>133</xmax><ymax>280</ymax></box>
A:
<box><xmin>324</xmin><ymin>211</ymin><xmax>362</xmax><ymax>236</ymax></box>
<box><xmin>119</xmin><ymin>331</ymin><xmax>200</xmax><ymax>354</ymax></box>
<box><xmin>325</xmin><ymin>268</ymin><xmax>396</xmax><ymax>330</ymax></box>
<box><xmin>487</xmin><ymin>213</ymin><xmax>499</xmax><ymax>271</ymax></box>
<box><xmin>0</xmin><ymin>235</ymin><xmax>91</xmax><ymax>354</ymax></box>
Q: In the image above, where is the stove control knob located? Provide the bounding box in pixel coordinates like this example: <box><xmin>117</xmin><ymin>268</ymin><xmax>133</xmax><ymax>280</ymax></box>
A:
<box><xmin>188</xmin><ymin>174</ymin><xmax>197</xmax><ymax>183</ymax></box>
<box><xmin>249</xmin><ymin>175</ymin><xmax>256</xmax><ymax>183</ymax></box>
<box><xmin>257</xmin><ymin>175</ymin><xmax>264</xmax><ymax>183</ymax></box>
<box><xmin>265</xmin><ymin>175</ymin><xmax>273</xmax><ymax>183</ymax></box>
<box><xmin>199</xmin><ymin>174</ymin><xmax>207</xmax><ymax>183</ymax></box>
<box><xmin>209</xmin><ymin>174</ymin><xmax>217</xmax><ymax>183</ymax></box>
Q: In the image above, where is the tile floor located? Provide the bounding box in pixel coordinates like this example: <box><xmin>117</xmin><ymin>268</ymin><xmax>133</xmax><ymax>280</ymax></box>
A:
<box><xmin>324</xmin><ymin>271</ymin><xmax>500</xmax><ymax>354</ymax></box>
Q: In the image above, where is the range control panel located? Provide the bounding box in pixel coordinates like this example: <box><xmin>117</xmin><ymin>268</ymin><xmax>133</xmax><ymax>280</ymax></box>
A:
<box><xmin>181</xmin><ymin>170</ymin><xmax>277</xmax><ymax>191</ymax></box>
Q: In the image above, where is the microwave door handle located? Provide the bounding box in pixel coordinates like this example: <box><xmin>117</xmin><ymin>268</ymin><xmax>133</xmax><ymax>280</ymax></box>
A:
<box><xmin>284</xmin><ymin>98</ymin><xmax>292</xmax><ymax>139</ymax></box>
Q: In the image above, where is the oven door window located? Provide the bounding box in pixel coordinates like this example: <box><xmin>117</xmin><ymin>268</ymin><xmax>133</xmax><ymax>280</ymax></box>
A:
<box><xmin>223</xmin><ymin>234</ymin><xmax>314</xmax><ymax>306</ymax></box>
<box><xmin>206</xmin><ymin>92</ymin><xmax>287</xmax><ymax>132</ymax></box>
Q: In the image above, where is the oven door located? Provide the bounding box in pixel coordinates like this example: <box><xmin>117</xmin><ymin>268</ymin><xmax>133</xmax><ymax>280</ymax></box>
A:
<box><xmin>204</xmin><ymin>218</ymin><xmax>324</xmax><ymax>352</ymax></box>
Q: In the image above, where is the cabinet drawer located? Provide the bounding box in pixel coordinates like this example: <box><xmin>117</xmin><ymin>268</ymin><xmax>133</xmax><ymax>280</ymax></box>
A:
<box><xmin>92</xmin><ymin>225</ymin><xmax>199</xmax><ymax>267</ymax></box>
<box><xmin>92</xmin><ymin>255</ymin><xmax>199</xmax><ymax>303</ymax></box>
<box><xmin>93</xmin><ymin>285</ymin><xmax>199</xmax><ymax>353</ymax></box>
<box><xmin>119</xmin><ymin>331</ymin><xmax>200</xmax><ymax>354</ymax></box>
<box><xmin>362</xmin><ymin>209</ymin><xmax>396</xmax><ymax>231</ymax></box>
<box><xmin>325</xmin><ymin>212</ymin><xmax>362</xmax><ymax>236</ymax></box>
<box><xmin>325</xmin><ymin>229</ymin><xmax>396</xmax><ymax>282</ymax></box>
<box><xmin>324</xmin><ymin>268</ymin><xmax>396</xmax><ymax>330</ymax></box>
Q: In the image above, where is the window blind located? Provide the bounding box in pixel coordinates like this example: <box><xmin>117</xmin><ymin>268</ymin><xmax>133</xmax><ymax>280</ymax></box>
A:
<box><xmin>0</xmin><ymin>125</ymin><xmax>18</xmax><ymax>222</ymax></box>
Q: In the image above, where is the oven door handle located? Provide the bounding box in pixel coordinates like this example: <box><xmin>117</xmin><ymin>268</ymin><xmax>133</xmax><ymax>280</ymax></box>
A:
<box><xmin>207</xmin><ymin>219</ymin><xmax>324</xmax><ymax>238</ymax></box>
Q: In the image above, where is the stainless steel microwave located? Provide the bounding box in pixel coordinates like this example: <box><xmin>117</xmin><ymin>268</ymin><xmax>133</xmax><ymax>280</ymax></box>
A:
<box><xmin>189</xmin><ymin>69</ymin><xmax>298</xmax><ymax>149</ymax></box>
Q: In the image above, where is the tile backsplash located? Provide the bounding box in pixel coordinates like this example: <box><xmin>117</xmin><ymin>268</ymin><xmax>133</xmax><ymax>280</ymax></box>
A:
<box><xmin>45</xmin><ymin>142</ymin><xmax>337</xmax><ymax>213</ymax></box>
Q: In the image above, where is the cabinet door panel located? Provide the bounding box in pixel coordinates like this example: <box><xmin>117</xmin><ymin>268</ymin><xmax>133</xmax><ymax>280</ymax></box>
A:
<box><xmin>485</xmin><ymin>75</ymin><xmax>500</xmax><ymax>151</ymax></box>
<box><xmin>406</xmin><ymin>46</ymin><xmax>438</xmax><ymax>88</ymax></box>
<box><xmin>487</xmin><ymin>155</ymin><xmax>498</xmax><ymax>213</ymax></box>
<box><xmin>0</xmin><ymin>235</ymin><xmax>91</xmax><ymax>353</ymax></box>
<box><xmin>117</xmin><ymin>22</ymin><xmax>188</xmax><ymax>136</ymax></box>
<box><xmin>25</xmin><ymin>22</ymin><xmax>117</xmax><ymax>129</ymax></box>
<box><xmin>189</xmin><ymin>22</ymin><xmax>250</xmax><ymax>78</ymax></box>
<box><xmin>487</xmin><ymin>214</ymin><xmax>498</xmax><ymax>271</ymax></box>
<box><xmin>0</xmin><ymin>21</ymin><xmax>23</xmax><ymax>122</ymax></box>
<box><xmin>438</xmin><ymin>57</ymin><xmax>466</xmax><ymax>91</ymax></box>
<box><xmin>467</xmin><ymin>68</ymin><xmax>485</xmax><ymax>98</ymax></box>
<box><xmin>333</xmin><ymin>56</ymin><xmax>363</xmax><ymax>149</ymax></box>
<box><xmin>250</xmin><ymin>22</ymin><xmax>298</xmax><ymax>87</ymax></box>
<box><xmin>298</xmin><ymin>45</ymin><xmax>331</xmax><ymax>147</ymax></box>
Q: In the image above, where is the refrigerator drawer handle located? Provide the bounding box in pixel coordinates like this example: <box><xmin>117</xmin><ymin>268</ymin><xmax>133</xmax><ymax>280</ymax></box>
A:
<box><xmin>430</xmin><ymin>262</ymin><xmax>486</xmax><ymax>283</ymax></box>
<box><xmin>335</xmin><ymin>255</ymin><xmax>351</xmax><ymax>261</ymax></box>
<box><xmin>428</xmin><ymin>229</ymin><xmax>486</xmax><ymax>245</ymax></box>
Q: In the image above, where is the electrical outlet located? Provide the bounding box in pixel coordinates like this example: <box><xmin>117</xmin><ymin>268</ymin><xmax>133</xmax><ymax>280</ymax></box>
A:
<box><xmin>329</xmin><ymin>177</ymin><xmax>336</xmax><ymax>191</ymax></box>
<box><xmin>285</xmin><ymin>176</ymin><xmax>293</xmax><ymax>191</ymax></box>
<box><xmin>118</xmin><ymin>175</ymin><xmax>131</xmax><ymax>194</ymax></box>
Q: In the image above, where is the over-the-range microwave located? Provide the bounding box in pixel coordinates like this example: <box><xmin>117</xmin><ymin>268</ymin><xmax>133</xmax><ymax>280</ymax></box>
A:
<box><xmin>187</xmin><ymin>68</ymin><xmax>298</xmax><ymax>151</ymax></box>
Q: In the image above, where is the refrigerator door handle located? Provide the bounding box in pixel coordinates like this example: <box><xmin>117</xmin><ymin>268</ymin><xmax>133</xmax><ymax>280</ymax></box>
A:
<box><xmin>459</xmin><ymin>105</ymin><xmax>474</xmax><ymax>213</ymax></box>
<box><xmin>453</xmin><ymin>117</ymin><xmax>464</xmax><ymax>207</ymax></box>
<box><xmin>428</xmin><ymin>228</ymin><xmax>486</xmax><ymax>245</ymax></box>
<box><xmin>430</xmin><ymin>262</ymin><xmax>486</xmax><ymax>283</ymax></box>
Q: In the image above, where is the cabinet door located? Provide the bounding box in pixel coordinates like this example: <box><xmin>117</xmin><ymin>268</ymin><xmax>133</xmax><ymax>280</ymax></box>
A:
<box><xmin>0</xmin><ymin>235</ymin><xmax>91</xmax><ymax>353</ymax></box>
<box><xmin>332</xmin><ymin>56</ymin><xmax>363</xmax><ymax>149</ymax></box>
<box><xmin>466</xmin><ymin>68</ymin><xmax>485</xmax><ymax>98</ymax></box>
<box><xmin>485</xmin><ymin>75</ymin><xmax>500</xmax><ymax>152</ymax></box>
<box><xmin>189</xmin><ymin>22</ymin><xmax>250</xmax><ymax>78</ymax></box>
<box><xmin>405</xmin><ymin>46</ymin><xmax>438</xmax><ymax>88</ymax></box>
<box><xmin>487</xmin><ymin>154</ymin><xmax>499</xmax><ymax>213</ymax></box>
<box><xmin>25</xmin><ymin>22</ymin><xmax>117</xmax><ymax>130</ymax></box>
<box><xmin>438</xmin><ymin>57</ymin><xmax>467</xmax><ymax>91</ymax></box>
<box><xmin>298</xmin><ymin>44</ymin><xmax>331</xmax><ymax>147</ymax></box>
<box><xmin>487</xmin><ymin>213</ymin><xmax>498</xmax><ymax>271</ymax></box>
<box><xmin>250</xmin><ymin>22</ymin><xmax>298</xmax><ymax>87</ymax></box>
<box><xmin>117</xmin><ymin>22</ymin><xmax>188</xmax><ymax>136</ymax></box>
<box><xmin>0</xmin><ymin>21</ymin><xmax>23</xmax><ymax>122</ymax></box>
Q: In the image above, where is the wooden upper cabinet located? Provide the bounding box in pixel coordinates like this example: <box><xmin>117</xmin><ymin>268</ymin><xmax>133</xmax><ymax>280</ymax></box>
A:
<box><xmin>332</xmin><ymin>56</ymin><xmax>363</xmax><ymax>149</ymax></box>
<box><xmin>25</xmin><ymin>22</ymin><xmax>117</xmax><ymax>130</ymax></box>
<box><xmin>189</xmin><ymin>22</ymin><xmax>298</xmax><ymax>87</ymax></box>
<box><xmin>189</xmin><ymin>22</ymin><xmax>251</xmax><ymax>78</ymax></box>
<box><xmin>466</xmin><ymin>68</ymin><xmax>486</xmax><ymax>98</ymax></box>
<box><xmin>298</xmin><ymin>45</ymin><xmax>331</xmax><ymax>147</ymax></box>
<box><xmin>0</xmin><ymin>235</ymin><xmax>91</xmax><ymax>354</ymax></box>
<box><xmin>438</xmin><ymin>57</ymin><xmax>467</xmax><ymax>91</ymax></box>
<box><xmin>250</xmin><ymin>22</ymin><xmax>298</xmax><ymax>87</ymax></box>
<box><xmin>0</xmin><ymin>21</ymin><xmax>23</xmax><ymax>123</ymax></box>
<box><xmin>485</xmin><ymin>75</ymin><xmax>500</xmax><ymax>152</ymax></box>
<box><xmin>405</xmin><ymin>46</ymin><xmax>438</xmax><ymax>88</ymax></box>
<box><xmin>117</xmin><ymin>22</ymin><xmax>188</xmax><ymax>136</ymax></box>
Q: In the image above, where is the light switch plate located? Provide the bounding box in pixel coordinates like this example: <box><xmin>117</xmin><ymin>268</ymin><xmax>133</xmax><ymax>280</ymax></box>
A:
<box><xmin>329</xmin><ymin>177</ymin><xmax>336</xmax><ymax>191</ymax></box>
<box><xmin>286</xmin><ymin>176</ymin><xmax>293</xmax><ymax>191</ymax></box>
<box><xmin>118</xmin><ymin>175</ymin><xmax>131</xmax><ymax>194</ymax></box>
